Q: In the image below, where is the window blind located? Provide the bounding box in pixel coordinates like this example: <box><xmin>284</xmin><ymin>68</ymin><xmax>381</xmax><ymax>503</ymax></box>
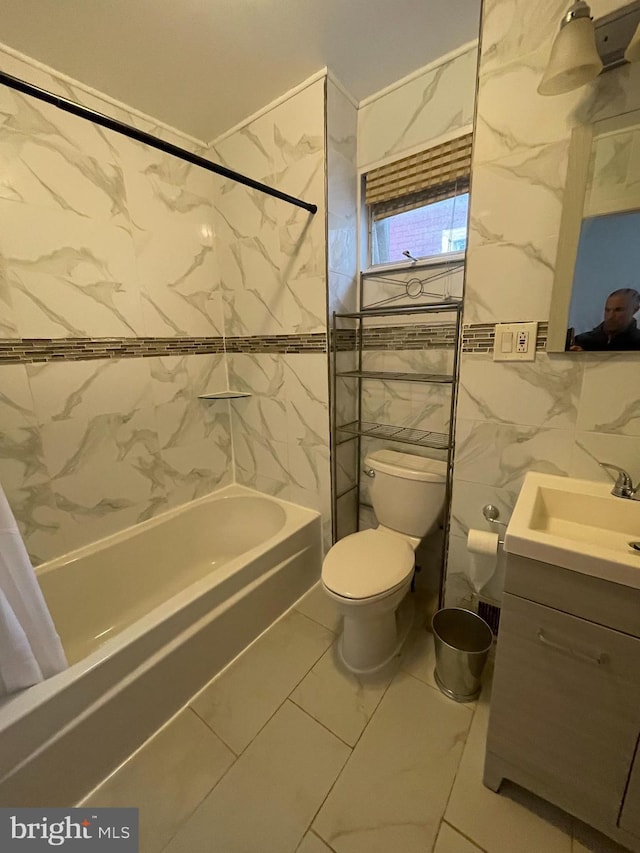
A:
<box><xmin>365</xmin><ymin>132</ymin><xmax>473</xmax><ymax>220</ymax></box>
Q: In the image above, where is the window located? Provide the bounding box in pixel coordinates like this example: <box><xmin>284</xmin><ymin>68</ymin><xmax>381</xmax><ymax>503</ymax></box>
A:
<box><xmin>441</xmin><ymin>225</ymin><xmax>468</xmax><ymax>254</ymax></box>
<box><xmin>365</xmin><ymin>133</ymin><xmax>472</xmax><ymax>267</ymax></box>
<box><xmin>371</xmin><ymin>193</ymin><xmax>469</xmax><ymax>265</ymax></box>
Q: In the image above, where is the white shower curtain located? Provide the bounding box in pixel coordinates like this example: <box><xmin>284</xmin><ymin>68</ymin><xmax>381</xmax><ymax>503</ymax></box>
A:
<box><xmin>0</xmin><ymin>482</ymin><xmax>67</xmax><ymax>696</ymax></box>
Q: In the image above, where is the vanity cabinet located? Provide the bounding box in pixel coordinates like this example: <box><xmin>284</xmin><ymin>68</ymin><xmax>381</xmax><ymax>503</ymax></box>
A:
<box><xmin>484</xmin><ymin>554</ymin><xmax>640</xmax><ymax>852</ymax></box>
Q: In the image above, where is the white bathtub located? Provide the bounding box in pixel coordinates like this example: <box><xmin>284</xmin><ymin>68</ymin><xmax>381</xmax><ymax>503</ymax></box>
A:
<box><xmin>0</xmin><ymin>485</ymin><xmax>321</xmax><ymax>806</ymax></box>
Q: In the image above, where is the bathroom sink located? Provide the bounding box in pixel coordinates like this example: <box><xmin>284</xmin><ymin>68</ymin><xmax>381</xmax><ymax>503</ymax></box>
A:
<box><xmin>505</xmin><ymin>472</ymin><xmax>640</xmax><ymax>589</ymax></box>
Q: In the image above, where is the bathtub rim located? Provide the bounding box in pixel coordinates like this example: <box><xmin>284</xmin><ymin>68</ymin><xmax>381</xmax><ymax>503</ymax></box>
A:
<box><xmin>35</xmin><ymin>483</ymin><xmax>314</xmax><ymax>578</ymax></box>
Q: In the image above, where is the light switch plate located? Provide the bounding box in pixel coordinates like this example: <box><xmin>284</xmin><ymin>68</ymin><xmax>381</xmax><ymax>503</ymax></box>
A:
<box><xmin>493</xmin><ymin>322</ymin><xmax>538</xmax><ymax>361</ymax></box>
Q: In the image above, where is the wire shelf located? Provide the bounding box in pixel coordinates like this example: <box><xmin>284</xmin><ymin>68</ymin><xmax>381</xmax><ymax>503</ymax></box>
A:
<box><xmin>336</xmin><ymin>421</ymin><xmax>450</xmax><ymax>450</ymax></box>
<box><xmin>335</xmin><ymin>370</ymin><xmax>453</xmax><ymax>384</ymax></box>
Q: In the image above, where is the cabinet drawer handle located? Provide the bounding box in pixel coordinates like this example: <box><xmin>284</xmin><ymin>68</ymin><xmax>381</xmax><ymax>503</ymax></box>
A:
<box><xmin>537</xmin><ymin>630</ymin><xmax>608</xmax><ymax>665</ymax></box>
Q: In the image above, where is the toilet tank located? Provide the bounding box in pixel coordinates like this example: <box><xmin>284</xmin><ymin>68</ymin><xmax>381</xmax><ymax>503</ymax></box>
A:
<box><xmin>365</xmin><ymin>449</ymin><xmax>447</xmax><ymax>538</ymax></box>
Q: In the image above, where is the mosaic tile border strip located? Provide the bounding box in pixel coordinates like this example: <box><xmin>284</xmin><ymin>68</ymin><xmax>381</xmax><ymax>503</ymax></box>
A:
<box><xmin>335</xmin><ymin>322</ymin><xmax>549</xmax><ymax>353</ymax></box>
<box><xmin>333</xmin><ymin>324</ymin><xmax>457</xmax><ymax>352</ymax></box>
<box><xmin>462</xmin><ymin>322</ymin><xmax>549</xmax><ymax>353</ymax></box>
<box><xmin>0</xmin><ymin>333</ymin><xmax>329</xmax><ymax>365</ymax></box>
<box><xmin>225</xmin><ymin>334</ymin><xmax>327</xmax><ymax>354</ymax></box>
<box><xmin>0</xmin><ymin>337</ymin><xmax>226</xmax><ymax>364</ymax></box>
<box><xmin>462</xmin><ymin>324</ymin><xmax>494</xmax><ymax>352</ymax></box>
<box><xmin>363</xmin><ymin>324</ymin><xmax>457</xmax><ymax>350</ymax></box>
<box><xmin>0</xmin><ymin>323</ymin><xmax>550</xmax><ymax>364</ymax></box>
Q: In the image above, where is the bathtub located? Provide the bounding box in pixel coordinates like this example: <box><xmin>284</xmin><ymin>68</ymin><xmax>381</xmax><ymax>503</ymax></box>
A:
<box><xmin>0</xmin><ymin>484</ymin><xmax>321</xmax><ymax>807</ymax></box>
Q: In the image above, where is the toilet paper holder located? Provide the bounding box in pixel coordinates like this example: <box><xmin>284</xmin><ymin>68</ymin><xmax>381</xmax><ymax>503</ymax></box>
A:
<box><xmin>482</xmin><ymin>504</ymin><xmax>506</xmax><ymax>546</ymax></box>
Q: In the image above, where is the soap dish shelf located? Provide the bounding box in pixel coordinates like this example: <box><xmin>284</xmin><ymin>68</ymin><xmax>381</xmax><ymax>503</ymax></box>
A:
<box><xmin>198</xmin><ymin>391</ymin><xmax>252</xmax><ymax>399</ymax></box>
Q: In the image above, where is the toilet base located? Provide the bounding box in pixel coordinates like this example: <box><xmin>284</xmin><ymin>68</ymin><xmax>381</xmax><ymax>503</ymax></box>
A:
<box><xmin>338</xmin><ymin>590</ymin><xmax>414</xmax><ymax>675</ymax></box>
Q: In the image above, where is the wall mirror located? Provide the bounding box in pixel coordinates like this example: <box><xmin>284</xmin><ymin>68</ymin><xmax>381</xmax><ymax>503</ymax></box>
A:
<box><xmin>547</xmin><ymin>106</ymin><xmax>640</xmax><ymax>352</ymax></box>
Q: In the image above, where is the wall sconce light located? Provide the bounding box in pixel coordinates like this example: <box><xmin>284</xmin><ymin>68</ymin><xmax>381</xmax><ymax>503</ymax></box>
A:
<box><xmin>539</xmin><ymin>0</ymin><xmax>640</xmax><ymax>96</ymax></box>
<box><xmin>625</xmin><ymin>17</ymin><xmax>640</xmax><ymax>61</ymax></box>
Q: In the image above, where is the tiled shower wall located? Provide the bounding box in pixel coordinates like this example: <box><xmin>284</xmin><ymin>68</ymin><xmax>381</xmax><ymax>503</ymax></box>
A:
<box><xmin>446</xmin><ymin>0</ymin><xmax>640</xmax><ymax>606</ymax></box>
<box><xmin>210</xmin><ymin>76</ymin><xmax>332</xmax><ymax>545</ymax></box>
<box><xmin>0</xmin><ymin>45</ymin><xmax>233</xmax><ymax>565</ymax></box>
<box><xmin>0</xmin><ymin>46</ymin><xmax>330</xmax><ymax>564</ymax></box>
<box><xmin>326</xmin><ymin>78</ymin><xmax>359</xmax><ymax>540</ymax></box>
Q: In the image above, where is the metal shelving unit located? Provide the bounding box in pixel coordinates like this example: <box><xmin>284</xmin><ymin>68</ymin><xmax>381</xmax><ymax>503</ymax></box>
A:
<box><xmin>330</xmin><ymin>298</ymin><xmax>463</xmax><ymax>607</ymax></box>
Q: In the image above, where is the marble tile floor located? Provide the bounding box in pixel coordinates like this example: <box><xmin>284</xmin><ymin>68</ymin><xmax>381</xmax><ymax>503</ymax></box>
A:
<box><xmin>80</xmin><ymin>583</ymin><xmax>628</xmax><ymax>853</ymax></box>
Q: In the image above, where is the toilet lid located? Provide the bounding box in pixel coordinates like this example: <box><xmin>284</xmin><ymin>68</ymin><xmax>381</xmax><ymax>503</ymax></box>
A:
<box><xmin>322</xmin><ymin>529</ymin><xmax>414</xmax><ymax>600</ymax></box>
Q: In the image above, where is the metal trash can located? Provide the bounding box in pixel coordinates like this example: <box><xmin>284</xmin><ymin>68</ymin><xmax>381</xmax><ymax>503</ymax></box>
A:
<box><xmin>431</xmin><ymin>608</ymin><xmax>493</xmax><ymax>702</ymax></box>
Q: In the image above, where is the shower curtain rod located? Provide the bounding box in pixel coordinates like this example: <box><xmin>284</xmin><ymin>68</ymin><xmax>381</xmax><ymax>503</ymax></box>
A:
<box><xmin>0</xmin><ymin>70</ymin><xmax>318</xmax><ymax>214</ymax></box>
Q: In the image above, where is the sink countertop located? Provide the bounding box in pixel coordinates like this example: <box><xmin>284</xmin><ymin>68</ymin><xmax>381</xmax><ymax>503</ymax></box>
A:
<box><xmin>504</xmin><ymin>472</ymin><xmax>640</xmax><ymax>590</ymax></box>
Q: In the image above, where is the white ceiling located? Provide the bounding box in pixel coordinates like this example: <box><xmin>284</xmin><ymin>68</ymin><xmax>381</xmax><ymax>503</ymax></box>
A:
<box><xmin>0</xmin><ymin>0</ymin><xmax>481</xmax><ymax>142</ymax></box>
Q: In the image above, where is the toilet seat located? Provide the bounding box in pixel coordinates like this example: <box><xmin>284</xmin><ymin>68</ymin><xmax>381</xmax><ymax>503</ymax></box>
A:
<box><xmin>322</xmin><ymin>529</ymin><xmax>414</xmax><ymax>600</ymax></box>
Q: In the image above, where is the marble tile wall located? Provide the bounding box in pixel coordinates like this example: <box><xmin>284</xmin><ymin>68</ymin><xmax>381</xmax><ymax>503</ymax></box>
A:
<box><xmin>327</xmin><ymin>78</ymin><xmax>359</xmax><ymax>538</ymax></box>
<box><xmin>0</xmin><ymin>43</ymin><xmax>230</xmax><ymax>563</ymax></box>
<box><xmin>327</xmin><ymin>78</ymin><xmax>358</xmax><ymax>319</ymax></box>
<box><xmin>585</xmin><ymin>123</ymin><xmax>640</xmax><ymax>217</ymax></box>
<box><xmin>357</xmin><ymin>43</ymin><xmax>478</xmax><ymax>170</ymax></box>
<box><xmin>211</xmin><ymin>77</ymin><xmax>333</xmax><ymax>546</ymax></box>
<box><xmin>227</xmin><ymin>352</ymin><xmax>331</xmax><ymax>537</ymax></box>
<box><xmin>447</xmin><ymin>0</ymin><xmax>640</xmax><ymax>607</ymax></box>
<box><xmin>211</xmin><ymin>78</ymin><xmax>326</xmax><ymax>339</ymax></box>
<box><xmin>3</xmin><ymin>353</ymin><xmax>233</xmax><ymax>565</ymax></box>
<box><xmin>0</xmin><ymin>47</ymin><xmax>220</xmax><ymax>341</ymax></box>
<box><xmin>1</xmin><ymin>53</ymin><xmax>348</xmax><ymax>563</ymax></box>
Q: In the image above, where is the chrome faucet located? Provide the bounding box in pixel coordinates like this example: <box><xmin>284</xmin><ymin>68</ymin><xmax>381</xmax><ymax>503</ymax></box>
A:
<box><xmin>599</xmin><ymin>462</ymin><xmax>640</xmax><ymax>500</ymax></box>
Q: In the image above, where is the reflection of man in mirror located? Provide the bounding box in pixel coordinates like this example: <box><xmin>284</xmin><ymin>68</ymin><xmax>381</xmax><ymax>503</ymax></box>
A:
<box><xmin>572</xmin><ymin>288</ymin><xmax>640</xmax><ymax>350</ymax></box>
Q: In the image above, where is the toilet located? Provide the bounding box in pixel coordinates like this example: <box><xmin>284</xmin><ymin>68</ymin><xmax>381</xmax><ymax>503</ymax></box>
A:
<box><xmin>322</xmin><ymin>449</ymin><xmax>447</xmax><ymax>674</ymax></box>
